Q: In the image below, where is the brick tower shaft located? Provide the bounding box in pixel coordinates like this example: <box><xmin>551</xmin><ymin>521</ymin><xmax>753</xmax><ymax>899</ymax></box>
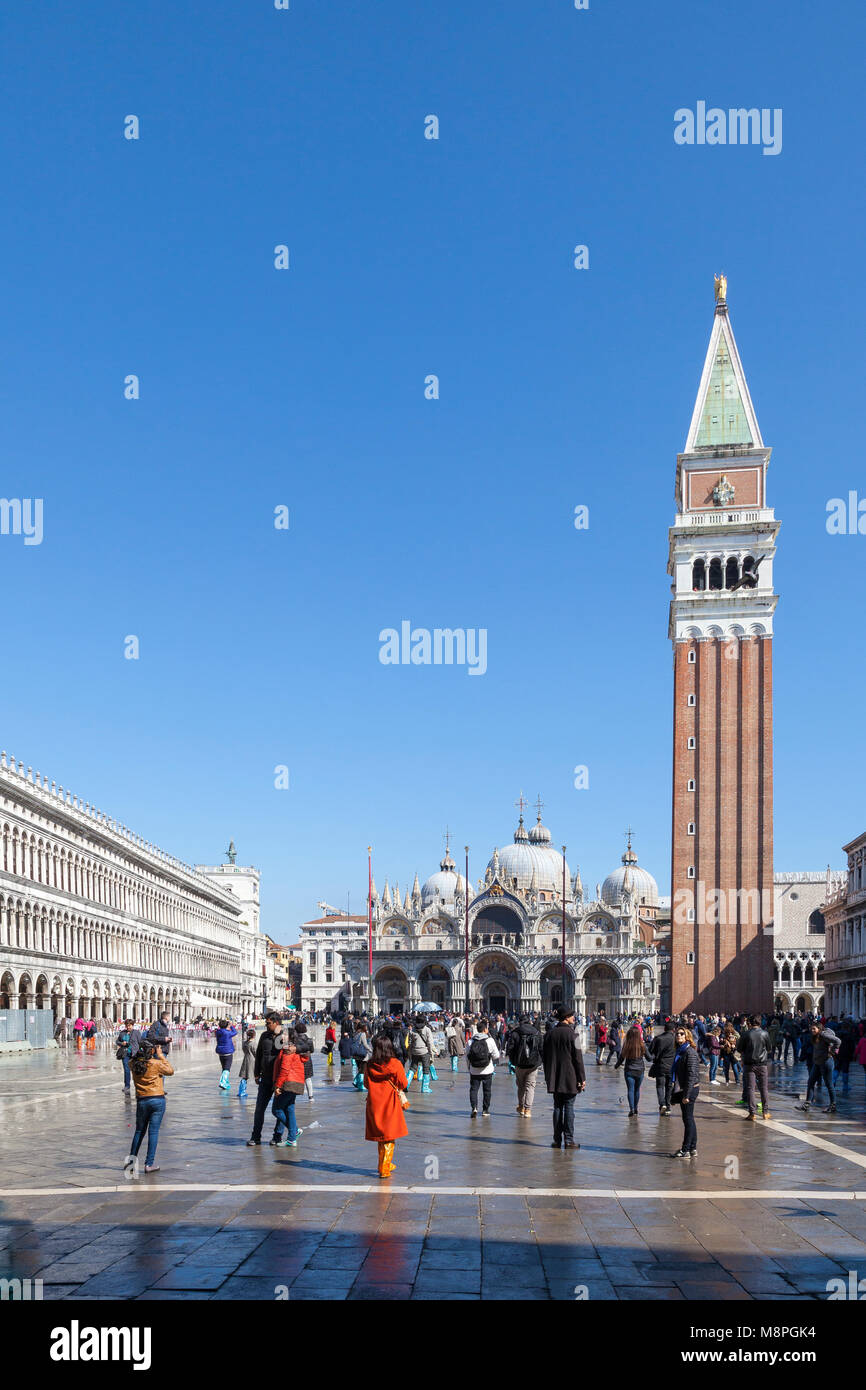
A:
<box><xmin>668</xmin><ymin>281</ymin><xmax>779</xmax><ymax>1016</ymax></box>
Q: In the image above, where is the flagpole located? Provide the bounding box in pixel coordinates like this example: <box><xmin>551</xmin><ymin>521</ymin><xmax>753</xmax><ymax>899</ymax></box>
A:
<box><xmin>561</xmin><ymin>845</ymin><xmax>569</xmax><ymax>1011</ymax></box>
<box><xmin>465</xmin><ymin>846</ymin><xmax>470</xmax><ymax>1015</ymax></box>
<box><xmin>367</xmin><ymin>846</ymin><xmax>373</xmax><ymax>1014</ymax></box>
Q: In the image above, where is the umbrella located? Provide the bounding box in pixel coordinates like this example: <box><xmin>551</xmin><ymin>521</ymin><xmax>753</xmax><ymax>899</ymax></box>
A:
<box><xmin>415</xmin><ymin>1001</ymin><xmax>442</xmax><ymax>1013</ymax></box>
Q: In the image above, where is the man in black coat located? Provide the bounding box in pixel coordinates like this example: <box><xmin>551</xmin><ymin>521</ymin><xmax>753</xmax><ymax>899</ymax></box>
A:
<box><xmin>246</xmin><ymin>1013</ymin><xmax>284</xmax><ymax>1146</ymax></box>
<box><xmin>146</xmin><ymin>1012</ymin><xmax>172</xmax><ymax>1056</ymax></box>
<box><xmin>648</xmin><ymin>1020</ymin><xmax>676</xmax><ymax>1114</ymax></box>
<box><xmin>542</xmin><ymin>1006</ymin><xmax>587</xmax><ymax>1150</ymax></box>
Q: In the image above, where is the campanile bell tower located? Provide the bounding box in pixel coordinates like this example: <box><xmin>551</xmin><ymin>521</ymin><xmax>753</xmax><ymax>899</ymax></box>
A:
<box><xmin>668</xmin><ymin>278</ymin><xmax>779</xmax><ymax>1015</ymax></box>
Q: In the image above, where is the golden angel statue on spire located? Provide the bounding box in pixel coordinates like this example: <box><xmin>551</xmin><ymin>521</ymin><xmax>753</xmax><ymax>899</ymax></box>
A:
<box><xmin>714</xmin><ymin>273</ymin><xmax>727</xmax><ymax>303</ymax></box>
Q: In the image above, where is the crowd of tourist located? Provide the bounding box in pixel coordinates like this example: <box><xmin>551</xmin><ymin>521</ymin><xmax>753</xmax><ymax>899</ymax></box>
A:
<box><xmin>108</xmin><ymin>1000</ymin><xmax>866</xmax><ymax>1177</ymax></box>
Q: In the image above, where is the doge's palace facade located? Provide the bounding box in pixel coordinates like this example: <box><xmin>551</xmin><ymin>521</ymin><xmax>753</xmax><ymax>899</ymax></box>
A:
<box><xmin>0</xmin><ymin>753</ymin><xmax>249</xmax><ymax>1023</ymax></box>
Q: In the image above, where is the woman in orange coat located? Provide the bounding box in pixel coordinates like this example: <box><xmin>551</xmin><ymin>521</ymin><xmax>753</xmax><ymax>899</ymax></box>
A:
<box><xmin>365</xmin><ymin>1035</ymin><xmax>408</xmax><ymax>1178</ymax></box>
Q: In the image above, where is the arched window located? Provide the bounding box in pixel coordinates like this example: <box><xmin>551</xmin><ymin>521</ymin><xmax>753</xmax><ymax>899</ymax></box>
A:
<box><xmin>808</xmin><ymin>909</ymin><xmax>825</xmax><ymax>935</ymax></box>
<box><xmin>552</xmin><ymin>938</ymin><xmax>558</xmax><ymax>950</ymax></box>
<box><xmin>725</xmin><ymin>557</ymin><xmax>739</xmax><ymax>589</ymax></box>
<box><xmin>709</xmin><ymin>558</ymin><xmax>723</xmax><ymax>590</ymax></box>
<box><xmin>692</xmin><ymin>559</ymin><xmax>706</xmax><ymax>591</ymax></box>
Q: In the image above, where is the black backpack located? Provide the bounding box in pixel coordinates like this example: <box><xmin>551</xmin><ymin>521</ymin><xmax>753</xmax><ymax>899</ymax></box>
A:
<box><xmin>467</xmin><ymin>1035</ymin><xmax>492</xmax><ymax>1068</ymax></box>
<box><xmin>513</xmin><ymin>1031</ymin><xmax>540</xmax><ymax>1069</ymax></box>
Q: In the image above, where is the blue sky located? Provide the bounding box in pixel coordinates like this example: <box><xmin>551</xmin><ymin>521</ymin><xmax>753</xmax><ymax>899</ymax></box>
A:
<box><xmin>2</xmin><ymin>1</ymin><xmax>864</xmax><ymax>938</ymax></box>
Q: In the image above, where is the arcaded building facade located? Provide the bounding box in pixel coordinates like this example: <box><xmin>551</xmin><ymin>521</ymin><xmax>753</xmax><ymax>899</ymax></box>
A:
<box><xmin>822</xmin><ymin>831</ymin><xmax>866</xmax><ymax>1021</ymax></box>
<box><xmin>0</xmin><ymin>753</ymin><xmax>258</xmax><ymax>1022</ymax></box>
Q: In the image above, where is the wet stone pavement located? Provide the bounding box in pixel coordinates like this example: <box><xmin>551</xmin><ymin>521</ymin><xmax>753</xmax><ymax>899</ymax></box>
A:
<box><xmin>2</xmin><ymin>1034</ymin><xmax>866</xmax><ymax>1300</ymax></box>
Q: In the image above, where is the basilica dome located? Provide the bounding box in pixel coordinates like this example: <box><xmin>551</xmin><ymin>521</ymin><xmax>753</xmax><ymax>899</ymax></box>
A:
<box><xmin>421</xmin><ymin>845</ymin><xmax>468</xmax><ymax>908</ymax></box>
<box><xmin>488</xmin><ymin>812</ymin><xmax>570</xmax><ymax>895</ymax></box>
<box><xmin>601</xmin><ymin>836</ymin><xmax>659</xmax><ymax>907</ymax></box>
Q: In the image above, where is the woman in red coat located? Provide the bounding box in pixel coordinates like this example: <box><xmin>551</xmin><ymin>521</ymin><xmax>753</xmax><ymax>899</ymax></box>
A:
<box><xmin>365</xmin><ymin>1035</ymin><xmax>408</xmax><ymax>1178</ymax></box>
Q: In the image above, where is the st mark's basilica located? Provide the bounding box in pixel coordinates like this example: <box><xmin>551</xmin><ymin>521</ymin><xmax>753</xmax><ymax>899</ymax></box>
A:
<box><xmin>339</xmin><ymin>798</ymin><xmax>669</xmax><ymax>1018</ymax></box>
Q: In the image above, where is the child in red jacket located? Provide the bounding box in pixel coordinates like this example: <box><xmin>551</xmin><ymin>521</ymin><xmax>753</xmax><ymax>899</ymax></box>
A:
<box><xmin>271</xmin><ymin>1034</ymin><xmax>306</xmax><ymax>1148</ymax></box>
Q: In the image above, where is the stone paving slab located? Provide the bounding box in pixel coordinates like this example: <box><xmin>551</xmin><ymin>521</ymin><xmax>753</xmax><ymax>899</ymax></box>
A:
<box><xmin>1</xmin><ymin>1036</ymin><xmax>866</xmax><ymax>1300</ymax></box>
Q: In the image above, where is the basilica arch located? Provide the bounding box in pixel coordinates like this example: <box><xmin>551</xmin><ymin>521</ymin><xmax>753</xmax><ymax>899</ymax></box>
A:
<box><xmin>469</xmin><ymin>892</ymin><xmax>527</xmax><ymax>950</ymax></box>
<box><xmin>580</xmin><ymin>961</ymin><xmax>620</xmax><ymax>1015</ymax></box>
<box><xmin>374</xmin><ymin>965</ymin><xmax>409</xmax><ymax>1013</ymax></box>
<box><xmin>417</xmin><ymin>962</ymin><xmax>451</xmax><ymax>1008</ymax></box>
<box><xmin>471</xmin><ymin>948</ymin><xmax>521</xmax><ymax>1015</ymax></box>
<box><xmin>539</xmin><ymin>960</ymin><xmax>575</xmax><ymax>1009</ymax></box>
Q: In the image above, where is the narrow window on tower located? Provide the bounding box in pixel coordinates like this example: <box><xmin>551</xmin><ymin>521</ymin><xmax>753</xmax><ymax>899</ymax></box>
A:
<box><xmin>687</xmin><ymin>736</ymin><xmax>696</xmax><ymax>749</ymax></box>
<box><xmin>709</xmin><ymin>558</ymin><xmax>723</xmax><ymax>590</ymax></box>
<box><xmin>692</xmin><ymin>559</ymin><xmax>706</xmax><ymax>591</ymax></box>
<box><xmin>687</xmin><ymin>822</ymin><xmax>695</xmax><ymax>835</ymax></box>
<box><xmin>687</xmin><ymin>693</ymin><xmax>696</xmax><ymax>707</ymax></box>
<box><xmin>725</xmin><ymin>557</ymin><xmax>739</xmax><ymax>589</ymax></box>
<box><xmin>688</xmin><ymin>649</ymin><xmax>697</xmax><ymax>664</ymax></box>
<box><xmin>687</xmin><ymin>866</ymin><xmax>695</xmax><ymax>879</ymax></box>
<box><xmin>687</xmin><ymin>779</ymin><xmax>695</xmax><ymax>791</ymax></box>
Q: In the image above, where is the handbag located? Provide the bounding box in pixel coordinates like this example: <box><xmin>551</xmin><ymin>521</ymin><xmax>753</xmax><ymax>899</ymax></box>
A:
<box><xmin>648</xmin><ymin>1060</ymin><xmax>659</xmax><ymax>1078</ymax></box>
<box><xmin>390</xmin><ymin>1079</ymin><xmax>410</xmax><ymax>1109</ymax></box>
<box><xmin>283</xmin><ymin>1080</ymin><xmax>305</xmax><ymax>1095</ymax></box>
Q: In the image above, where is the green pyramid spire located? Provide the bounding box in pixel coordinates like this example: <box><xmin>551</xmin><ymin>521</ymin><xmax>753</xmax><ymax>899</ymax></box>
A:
<box><xmin>694</xmin><ymin>322</ymin><xmax>753</xmax><ymax>446</ymax></box>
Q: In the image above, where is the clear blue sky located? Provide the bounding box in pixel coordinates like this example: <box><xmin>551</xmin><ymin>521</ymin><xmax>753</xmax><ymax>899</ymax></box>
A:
<box><xmin>2</xmin><ymin>1</ymin><xmax>864</xmax><ymax>939</ymax></box>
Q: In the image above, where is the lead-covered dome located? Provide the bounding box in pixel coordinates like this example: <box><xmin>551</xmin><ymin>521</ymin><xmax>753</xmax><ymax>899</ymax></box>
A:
<box><xmin>421</xmin><ymin>844</ymin><xmax>468</xmax><ymax>908</ymax></box>
<box><xmin>488</xmin><ymin>812</ymin><xmax>570</xmax><ymax>894</ymax></box>
<box><xmin>601</xmin><ymin>836</ymin><xmax>659</xmax><ymax>907</ymax></box>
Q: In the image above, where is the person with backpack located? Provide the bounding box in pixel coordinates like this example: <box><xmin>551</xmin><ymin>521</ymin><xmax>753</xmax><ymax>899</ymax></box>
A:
<box><xmin>406</xmin><ymin>1017</ymin><xmax>434</xmax><ymax>1093</ymax></box>
<box><xmin>648</xmin><ymin>1019</ymin><xmax>676</xmax><ymax>1114</ymax></box>
<box><xmin>507</xmin><ymin>1013</ymin><xmax>543</xmax><ymax>1117</ymax></box>
<box><xmin>466</xmin><ymin>1017</ymin><xmax>499</xmax><ymax>1118</ymax></box>
<box><xmin>444</xmin><ymin>1017</ymin><xmax>465</xmax><ymax>1073</ymax></box>
<box><xmin>352</xmin><ymin>1025</ymin><xmax>373</xmax><ymax>1092</ymax></box>
<box><xmin>737</xmin><ymin>1015</ymin><xmax>772</xmax><ymax>1121</ymax></box>
<box><xmin>795</xmin><ymin>1022</ymin><xmax>841</xmax><ymax>1114</ymax></box>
